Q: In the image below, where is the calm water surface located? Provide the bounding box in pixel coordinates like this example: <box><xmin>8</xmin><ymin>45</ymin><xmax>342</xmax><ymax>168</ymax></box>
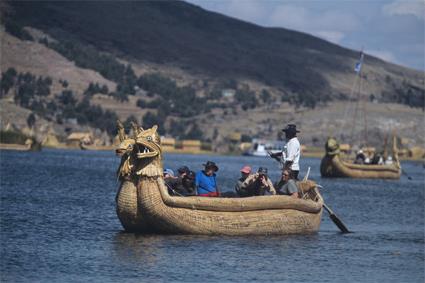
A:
<box><xmin>1</xmin><ymin>149</ymin><xmax>424</xmax><ymax>282</ymax></box>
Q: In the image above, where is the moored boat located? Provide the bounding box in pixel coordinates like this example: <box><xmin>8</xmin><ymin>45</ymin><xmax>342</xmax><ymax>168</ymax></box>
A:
<box><xmin>115</xmin><ymin>124</ymin><xmax>324</xmax><ymax>235</ymax></box>
<box><xmin>0</xmin><ymin>138</ymin><xmax>41</xmax><ymax>151</ymax></box>
<box><xmin>244</xmin><ymin>139</ymin><xmax>284</xmax><ymax>157</ymax></box>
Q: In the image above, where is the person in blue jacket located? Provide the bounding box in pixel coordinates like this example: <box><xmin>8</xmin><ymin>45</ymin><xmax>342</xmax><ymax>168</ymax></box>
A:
<box><xmin>195</xmin><ymin>161</ymin><xmax>220</xmax><ymax>197</ymax></box>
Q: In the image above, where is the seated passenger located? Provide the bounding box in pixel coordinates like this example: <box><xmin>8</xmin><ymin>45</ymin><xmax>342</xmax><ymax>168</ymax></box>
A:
<box><xmin>164</xmin><ymin>168</ymin><xmax>179</xmax><ymax>195</ymax></box>
<box><xmin>182</xmin><ymin>170</ymin><xmax>196</xmax><ymax>196</ymax></box>
<box><xmin>177</xmin><ymin>166</ymin><xmax>190</xmax><ymax>177</ymax></box>
<box><xmin>163</xmin><ymin>168</ymin><xmax>175</xmax><ymax>178</ymax></box>
<box><xmin>165</xmin><ymin>167</ymin><xmax>196</xmax><ymax>196</ymax></box>
<box><xmin>195</xmin><ymin>161</ymin><xmax>220</xmax><ymax>197</ymax></box>
<box><xmin>371</xmin><ymin>153</ymin><xmax>383</xmax><ymax>165</ymax></box>
<box><xmin>354</xmin><ymin>150</ymin><xmax>366</xmax><ymax>164</ymax></box>
<box><xmin>240</xmin><ymin>167</ymin><xmax>276</xmax><ymax>196</ymax></box>
<box><xmin>235</xmin><ymin>165</ymin><xmax>252</xmax><ymax>197</ymax></box>
<box><xmin>274</xmin><ymin>169</ymin><xmax>299</xmax><ymax>198</ymax></box>
<box><xmin>385</xmin><ymin>156</ymin><xmax>393</xmax><ymax>165</ymax></box>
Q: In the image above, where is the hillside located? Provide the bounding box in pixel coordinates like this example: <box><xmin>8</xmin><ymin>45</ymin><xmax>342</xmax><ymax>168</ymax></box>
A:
<box><xmin>7</xmin><ymin>1</ymin><xmax>424</xmax><ymax>98</ymax></box>
<box><xmin>1</xmin><ymin>1</ymin><xmax>424</xmax><ymax>151</ymax></box>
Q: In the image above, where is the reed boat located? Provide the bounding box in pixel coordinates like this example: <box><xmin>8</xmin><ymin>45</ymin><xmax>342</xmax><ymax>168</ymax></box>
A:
<box><xmin>0</xmin><ymin>138</ymin><xmax>41</xmax><ymax>151</ymax></box>
<box><xmin>115</xmin><ymin>123</ymin><xmax>324</xmax><ymax>235</ymax></box>
<box><xmin>320</xmin><ymin>137</ymin><xmax>401</xmax><ymax>179</ymax></box>
<box><xmin>321</xmin><ymin>51</ymin><xmax>401</xmax><ymax>179</ymax></box>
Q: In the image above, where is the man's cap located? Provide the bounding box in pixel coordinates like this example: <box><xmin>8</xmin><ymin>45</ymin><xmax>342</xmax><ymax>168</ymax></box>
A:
<box><xmin>282</xmin><ymin>124</ymin><xmax>300</xmax><ymax>133</ymax></box>
<box><xmin>203</xmin><ymin>161</ymin><xmax>219</xmax><ymax>172</ymax></box>
<box><xmin>177</xmin><ymin>166</ymin><xmax>190</xmax><ymax>174</ymax></box>
<box><xmin>163</xmin><ymin>168</ymin><xmax>174</xmax><ymax>177</ymax></box>
<box><xmin>258</xmin><ymin>167</ymin><xmax>268</xmax><ymax>175</ymax></box>
<box><xmin>240</xmin><ymin>165</ymin><xmax>252</xmax><ymax>174</ymax></box>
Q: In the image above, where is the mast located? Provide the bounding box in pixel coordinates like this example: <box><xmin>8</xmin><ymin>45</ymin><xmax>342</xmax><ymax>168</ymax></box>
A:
<box><xmin>348</xmin><ymin>49</ymin><xmax>365</xmax><ymax>146</ymax></box>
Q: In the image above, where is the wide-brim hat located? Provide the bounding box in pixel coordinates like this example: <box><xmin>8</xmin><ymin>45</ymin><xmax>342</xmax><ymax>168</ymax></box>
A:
<box><xmin>282</xmin><ymin>124</ymin><xmax>300</xmax><ymax>133</ymax></box>
<box><xmin>203</xmin><ymin>161</ymin><xmax>219</xmax><ymax>172</ymax></box>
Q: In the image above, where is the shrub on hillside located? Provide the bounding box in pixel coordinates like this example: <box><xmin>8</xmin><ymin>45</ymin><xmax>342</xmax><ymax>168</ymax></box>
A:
<box><xmin>1</xmin><ymin>68</ymin><xmax>17</xmax><ymax>96</ymax></box>
<box><xmin>4</xmin><ymin>20</ymin><xmax>33</xmax><ymax>41</ymax></box>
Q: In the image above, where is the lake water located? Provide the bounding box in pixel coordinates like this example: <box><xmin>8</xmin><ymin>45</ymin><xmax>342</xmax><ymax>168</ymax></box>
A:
<box><xmin>0</xmin><ymin>149</ymin><xmax>423</xmax><ymax>282</ymax></box>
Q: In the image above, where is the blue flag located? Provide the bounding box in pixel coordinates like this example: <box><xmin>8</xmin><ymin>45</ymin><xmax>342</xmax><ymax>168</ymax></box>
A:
<box><xmin>354</xmin><ymin>51</ymin><xmax>364</xmax><ymax>73</ymax></box>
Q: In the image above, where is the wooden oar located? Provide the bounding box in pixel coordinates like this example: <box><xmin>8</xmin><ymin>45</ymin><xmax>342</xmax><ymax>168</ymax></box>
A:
<box><xmin>401</xmin><ymin>169</ymin><xmax>412</xmax><ymax>180</ymax></box>
<box><xmin>316</xmin><ymin>184</ymin><xmax>350</xmax><ymax>233</ymax></box>
<box><xmin>323</xmin><ymin>203</ymin><xmax>350</xmax><ymax>233</ymax></box>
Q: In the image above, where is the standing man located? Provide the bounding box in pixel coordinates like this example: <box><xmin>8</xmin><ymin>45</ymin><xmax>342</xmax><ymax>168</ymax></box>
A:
<box><xmin>195</xmin><ymin>161</ymin><xmax>220</xmax><ymax>197</ymax></box>
<box><xmin>270</xmin><ymin>124</ymin><xmax>301</xmax><ymax>179</ymax></box>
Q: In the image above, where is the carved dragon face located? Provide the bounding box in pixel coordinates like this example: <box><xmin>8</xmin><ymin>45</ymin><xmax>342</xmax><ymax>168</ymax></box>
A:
<box><xmin>135</xmin><ymin>125</ymin><xmax>161</xmax><ymax>159</ymax></box>
<box><xmin>115</xmin><ymin>138</ymin><xmax>135</xmax><ymax>156</ymax></box>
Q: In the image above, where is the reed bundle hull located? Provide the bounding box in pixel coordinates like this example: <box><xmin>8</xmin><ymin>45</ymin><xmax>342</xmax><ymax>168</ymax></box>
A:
<box><xmin>320</xmin><ymin>154</ymin><xmax>401</xmax><ymax>179</ymax></box>
<box><xmin>116</xmin><ymin>179</ymin><xmax>323</xmax><ymax>235</ymax></box>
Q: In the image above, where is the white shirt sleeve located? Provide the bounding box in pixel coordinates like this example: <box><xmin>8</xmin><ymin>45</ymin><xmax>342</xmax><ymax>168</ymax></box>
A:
<box><xmin>286</xmin><ymin>140</ymin><xmax>299</xmax><ymax>162</ymax></box>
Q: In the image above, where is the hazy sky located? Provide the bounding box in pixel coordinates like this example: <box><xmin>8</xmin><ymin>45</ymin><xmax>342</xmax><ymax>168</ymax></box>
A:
<box><xmin>186</xmin><ymin>0</ymin><xmax>424</xmax><ymax>71</ymax></box>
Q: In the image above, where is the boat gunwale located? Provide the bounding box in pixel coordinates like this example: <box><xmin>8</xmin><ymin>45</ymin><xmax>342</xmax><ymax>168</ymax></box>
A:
<box><xmin>321</xmin><ymin>154</ymin><xmax>401</xmax><ymax>179</ymax></box>
<box><xmin>336</xmin><ymin>155</ymin><xmax>400</xmax><ymax>173</ymax></box>
<box><xmin>143</xmin><ymin>177</ymin><xmax>324</xmax><ymax>214</ymax></box>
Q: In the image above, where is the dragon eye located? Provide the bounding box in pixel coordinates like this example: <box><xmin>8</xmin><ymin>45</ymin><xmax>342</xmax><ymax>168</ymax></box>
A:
<box><xmin>146</xmin><ymin>136</ymin><xmax>152</xmax><ymax>141</ymax></box>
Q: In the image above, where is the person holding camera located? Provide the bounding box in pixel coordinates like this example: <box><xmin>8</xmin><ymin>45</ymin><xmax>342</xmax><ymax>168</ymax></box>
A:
<box><xmin>240</xmin><ymin>167</ymin><xmax>276</xmax><ymax>196</ymax></box>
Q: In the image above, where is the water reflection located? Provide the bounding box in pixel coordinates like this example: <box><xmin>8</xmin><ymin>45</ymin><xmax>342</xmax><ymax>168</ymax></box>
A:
<box><xmin>112</xmin><ymin>232</ymin><xmax>165</xmax><ymax>267</ymax></box>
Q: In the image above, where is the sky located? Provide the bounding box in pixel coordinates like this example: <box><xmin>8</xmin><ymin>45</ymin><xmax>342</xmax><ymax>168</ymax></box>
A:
<box><xmin>186</xmin><ymin>0</ymin><xmax>424</xmax><ymax>71</ymax></box>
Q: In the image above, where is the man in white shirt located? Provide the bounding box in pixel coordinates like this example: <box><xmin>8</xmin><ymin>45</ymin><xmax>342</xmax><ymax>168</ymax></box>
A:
<box><xmin>270</xmin><ymin>124</ymin><xmax>301</xmax><ymax>179</ymax></box>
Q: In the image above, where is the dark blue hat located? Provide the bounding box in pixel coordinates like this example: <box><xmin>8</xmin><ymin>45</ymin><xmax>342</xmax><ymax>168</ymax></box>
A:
<box><xmin>282</xmin><ymin>124</ymin><xmax>300</xmax><ymax>133</ymax></box>
<box><xmin>203</xmin><ymin>161</ymin><xmax>219</xmax><ymax>172</ymax></box>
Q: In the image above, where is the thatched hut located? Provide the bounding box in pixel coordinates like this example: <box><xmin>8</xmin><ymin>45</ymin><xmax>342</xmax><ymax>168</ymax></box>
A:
<box><xmin>66</xmin><ymin>132</ymin><xmax>93</xmax><ymax>148</ymax></box>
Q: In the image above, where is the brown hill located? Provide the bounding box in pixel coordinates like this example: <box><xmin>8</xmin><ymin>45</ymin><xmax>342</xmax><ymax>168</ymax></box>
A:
<box><xmin>1</xmin><ymin>1</ymin><xmax>423</xmax><ymax>150</ymax></box>
<box><xmin>1</xmin><ymin>27</ymin><xmax>116</xmax><ymax>95</ymax></box>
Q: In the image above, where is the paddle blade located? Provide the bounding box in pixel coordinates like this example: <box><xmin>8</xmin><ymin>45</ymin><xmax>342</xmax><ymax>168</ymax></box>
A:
<box><xmin>329</xmin><ymin>213</ymin><xmax>350</xmax><ymax>233</ymax></box>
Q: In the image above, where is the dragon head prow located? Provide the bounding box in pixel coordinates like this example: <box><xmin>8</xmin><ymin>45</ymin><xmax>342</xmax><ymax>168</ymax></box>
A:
<box><xmin>133</xmin><ymin>125</ymin><xmax>163</xmax><ymax>177</ymax></box>
<box><xmin>115</xmin><ymin>122</ymin><xmax>163</xmax><ymax>179</ymax></box>
<box><xmin>135</xmin><ymin>125</ymin><xmax>161</xmax><ymax>159</ymax></box>
<box><xmin>116</xmin><ymin>138</ymin><xmax>135</xmax><ymax>157</ymax></box>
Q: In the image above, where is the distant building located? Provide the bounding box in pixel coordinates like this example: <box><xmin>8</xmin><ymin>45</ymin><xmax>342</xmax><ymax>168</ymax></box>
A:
<box><xmin>222</xmin><ymin>89</ymin><xmax>235</xmax><ymax>98</ymax></box>
<box><xmin>66</xmin><ymin>132</ymin><xmax>93</xmax><ymax>148</ymax></box>
<box><xmin>182</xmin><ymin>140</ymin><xmax>201</xmax><ymax>152</ymax></box>
<box><xmin>65</xmin><ymin>118</ymin><xmax>78</xmax><ymax>125</ymax></box>
<box><xmin>161</xmin><ymin>137</ymin><xmax>176</xmax><ymax>151</ymax></box>
<box><xmin>228</xmin><ymin>132</ymin><xmax>241</xmax><ymax>143</ymax></box>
